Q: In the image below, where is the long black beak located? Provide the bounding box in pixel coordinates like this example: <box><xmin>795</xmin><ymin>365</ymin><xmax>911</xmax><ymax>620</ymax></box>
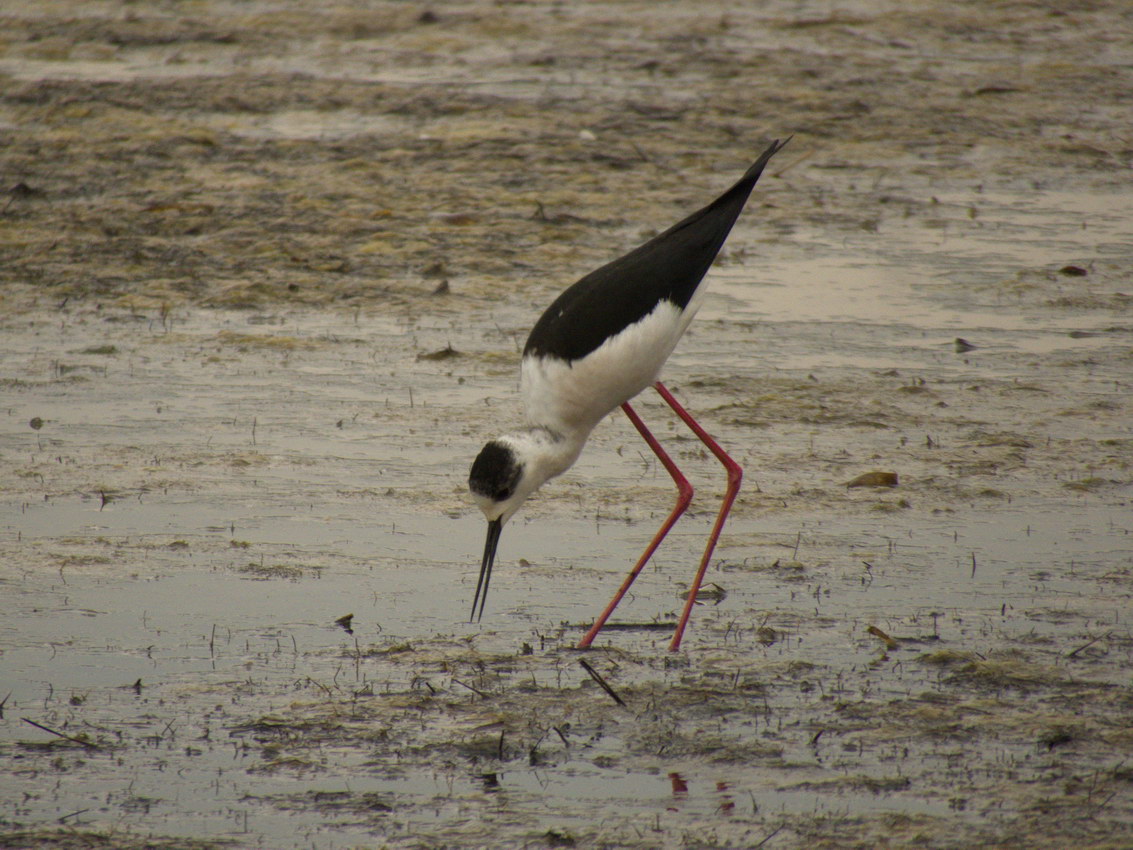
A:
<box><xmin>471</xmin><ymin>517</ymin><xmax>503</xmax><ymax>623</ymax></box>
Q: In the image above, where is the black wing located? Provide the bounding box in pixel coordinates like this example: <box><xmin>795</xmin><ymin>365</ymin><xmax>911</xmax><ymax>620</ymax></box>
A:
<box><xmin>523</xmin><ymin>138</ymin><xmax>788</xmax><ymax>363</ymax></box>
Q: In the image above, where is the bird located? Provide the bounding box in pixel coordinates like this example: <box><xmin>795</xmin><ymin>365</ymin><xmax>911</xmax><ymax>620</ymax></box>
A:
<box><xmin>469</xmin><ymin>138</ymin><xmax>788</xmax><ymax>651</ymax></box>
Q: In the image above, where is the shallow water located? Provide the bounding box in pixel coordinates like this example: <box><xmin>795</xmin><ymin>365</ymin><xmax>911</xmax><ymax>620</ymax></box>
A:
<box><xmin>2</xmin><ymin>1</ymin><xmax>1133</xmax><ymax>848</ymax></box>
<box><xmin>3</xmin><ymin>220</ymin><xmax>1130</xmax><ymax>846</ymax></box>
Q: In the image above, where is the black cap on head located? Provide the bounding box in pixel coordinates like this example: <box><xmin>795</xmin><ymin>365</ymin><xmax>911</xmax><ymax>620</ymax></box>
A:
<box><xmin>470</xmin><ymin>440</ymin><xmax>523</xmax><ymax>503</ymax></box>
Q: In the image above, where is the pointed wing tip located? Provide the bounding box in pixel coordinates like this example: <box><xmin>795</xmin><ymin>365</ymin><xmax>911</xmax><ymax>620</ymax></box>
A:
<box><xmin>743</xmin><ymin>137</ymin><xmax>792</xmax><ymax>182</ymax></box>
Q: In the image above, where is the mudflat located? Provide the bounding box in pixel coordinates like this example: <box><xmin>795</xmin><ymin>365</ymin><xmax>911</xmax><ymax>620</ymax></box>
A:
<box><xmin>2</xmin><ymin>2</ymin><xmax>1131</xmax><ymax>848</ymax></box>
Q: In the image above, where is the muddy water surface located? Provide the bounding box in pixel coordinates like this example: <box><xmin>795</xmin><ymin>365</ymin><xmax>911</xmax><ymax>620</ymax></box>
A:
<box><xmin>2</xmin><ymin>1</ymin><xmax>1132</xmax><ymax>848</ymax></box>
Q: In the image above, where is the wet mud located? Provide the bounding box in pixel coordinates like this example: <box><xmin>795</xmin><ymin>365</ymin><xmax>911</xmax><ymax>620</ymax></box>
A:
<box><xmin>2</xmin><ymin>1</ymin><xmax>1132</xmax><ymax>848</ymax></box>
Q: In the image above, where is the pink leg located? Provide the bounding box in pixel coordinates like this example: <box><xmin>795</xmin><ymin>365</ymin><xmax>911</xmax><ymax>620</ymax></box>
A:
<box><xmin>655</xmin><ymin>381</ymin><xmax>742</xmax><ymax>651</ymax></box>
<box><xmin>577</xmin><ymin>399</ymin><xmax>693</xmax><ymax>649</ymax></box>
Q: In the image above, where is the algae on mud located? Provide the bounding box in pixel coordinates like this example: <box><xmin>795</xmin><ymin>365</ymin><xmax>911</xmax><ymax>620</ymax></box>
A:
<box><xmin>2</xmin><ymin>1</ymin><xmax>1132</xmax><ymax>848</ymax></box>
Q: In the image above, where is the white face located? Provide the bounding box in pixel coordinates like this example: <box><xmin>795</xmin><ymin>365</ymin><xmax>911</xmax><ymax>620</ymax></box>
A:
<box><xmin>469</xmin><ymin>429</ymin><xmax>584</xmax><ymax>526</ymax></box>
<box><xmin>472</xmin><ymin>482</ymin><xmax>529</xmax><ymax>526</ymax></box>
<box><xmin>469</xmin><ymin>436</ymin><xmax>528</xmax><ymax>525</ymax></box>
<box><xmin>469</xmin><ymin>435</ymin><xmax>549</xmax><ymax>623</ymax></box>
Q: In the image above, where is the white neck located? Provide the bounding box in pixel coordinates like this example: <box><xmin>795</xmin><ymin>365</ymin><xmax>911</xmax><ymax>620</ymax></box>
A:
<box><xmin>510</xmin><ymin>426</ymin><xmax>587</xmax><ymax>494</ymax></box>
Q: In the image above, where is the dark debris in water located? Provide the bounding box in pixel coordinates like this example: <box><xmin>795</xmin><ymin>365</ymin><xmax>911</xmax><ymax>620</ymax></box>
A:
<box><xmin>846</xmin><ymin>470</ymin><xmax>899</xmax><ymax>488</ymax></box>
<box><xmin>3</xmin><ymin>631</ymin><xmax>1133</xmax><ymax>848</ymax></box>
<box><xmin>417</xmin><ymin>343</ymin><xmax>461</xmax><ymax>361</ymax></box>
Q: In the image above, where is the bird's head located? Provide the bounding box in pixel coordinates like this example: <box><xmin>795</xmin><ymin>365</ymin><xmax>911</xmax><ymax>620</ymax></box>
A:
<box><xmin>467</xmin><ymin>428</ymin><xmax>583</xmax><ymax>622</ymax></box>
<box><xmin>469</xmin><ymin>437</ymin><xmax>534</xmax><ymax>526</ymax></box>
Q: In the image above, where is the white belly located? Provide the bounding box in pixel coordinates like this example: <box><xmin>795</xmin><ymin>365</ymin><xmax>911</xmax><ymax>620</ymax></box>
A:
<box><xmin>521</xmin><ymin>299</ymin><xmax>695</xmax><ymax>435</ymax></box>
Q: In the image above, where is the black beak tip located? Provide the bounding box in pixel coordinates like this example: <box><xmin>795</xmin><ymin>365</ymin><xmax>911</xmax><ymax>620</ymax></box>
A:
<box><xmin>471</xmin><ymin>517</ymin><xmax>503</xmax><ymax>623</ymax></box>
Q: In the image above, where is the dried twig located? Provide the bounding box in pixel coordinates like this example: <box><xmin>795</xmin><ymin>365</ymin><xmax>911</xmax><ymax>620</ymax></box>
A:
<box><xmin>755</xmin><ymin>822</ymin><xmax>786</xmax><ymax>847</ymax></box>
<box><xmin>452</xmin><ymin>678</ymin><xmax>488</xmax><ymax>699</ymax></box>
<box><xmin>22</xmin><ymin>717</ymin><xmax>101</xmax><ymax>750</ymax></box>
<box><xmin>1068</xmin><ymin>632</ymin><xmax>1110</xmax><ymax>658</ymax></box>
<box><xmin>579</xmin><ymin>659</ymin><xmax>625</xmax><ymax>706</ymax></box>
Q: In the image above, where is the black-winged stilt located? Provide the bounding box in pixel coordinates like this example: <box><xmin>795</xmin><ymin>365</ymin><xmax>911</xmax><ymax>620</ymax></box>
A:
<box><xmin>469</xmin><ymin>139</ymin><xmax>788</xmax><ymax>651</ymax></box>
